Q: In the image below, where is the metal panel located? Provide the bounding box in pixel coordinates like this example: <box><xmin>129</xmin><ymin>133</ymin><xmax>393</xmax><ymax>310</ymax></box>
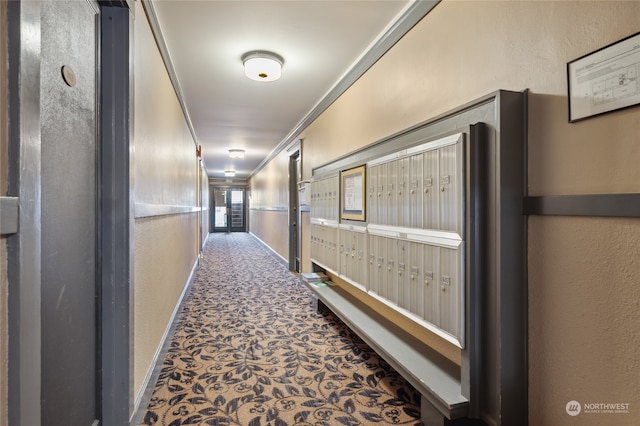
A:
<box><xmin>310</xmin><ymin>180</ymin><xmax>317</xmax><ymax>218</ymax></box>
<box><xmin>423</xmin><ymin>244</ymin><xmax>440</xmax><ymax>327</ymax></box>
<box><xmin>40</xmin><ymin>1</ymin><xmax>99</xmax><ymax>424</ymax></box>
<box><xmin>356</xmin><ymin>230</ymin><xmax>366</xmax><ymax>287</ymax></box>
<box><xmin>408</xmin><ymin>242</ymin><xmax>423</xmax><ymax>317</ymax></box>
<box><xmin>330</xmin><ymin>175</ymin><xmax>339</xmax><ymax>221</ymax></box>
<box><xmin>409</xmin><ymin>154</ymin><xmax>423</xmax><ymax>228</ymax></box>
<box><xmin>384</xmin><ymin>237</ymin><xmax>397</xmax><ymax>303</ymax></box>
<box><xmin>396</xmin><ymin>238</ymin><xmax>408</xmax><ymax>307</ymax></box>
<box><xmin>310</xmin><ymin>224</ymin><xmax>317</xmax><ymax>262</ymax></box>
<box><xmin>339</xmin><ymin>227</ymin><xmax>349</xmax><ymax>278</ymax></box>
<box><xmin>493</xmin><ymin>91</ymin><xmax>527</xmax><ymax>425</ymax></box>
<box><xmin>439</xmin><ymin>137</ymin><xmax>464</xmax><ymax>234</ymax></box>
<box><xmin>377</xmin><ymin>162</ymin><xmax>388</xmax><ymax>224</ymax></box>
<box><xmin>318</xmin><ymin>224</ymin><xmax>326</xmax><ymax>268</ymax></box>
<box><xmin>369</xmin><ymin>234</ymin><xmax>384</xmax><ymax>294</ymax></box>
<box><xmin>7</xmin><ymin>2</ymin><xmax>43</xmax><ymax>425</ymax></box>
<box><xmin>423</xmin><ymin>149</ymin><xmax>439</xmax><ymax>230</ymax></box>
<box><xmin>320</xmin><ymin>225</ymin><xmax>328</xmax><ymax>268</ymax></box>
<box><xmin>324</xmin><ymin>178</ymin><xmax>330</xmax><ymax>220</ymax></box>
<box><xmin>100</xmin><ymin>5</ymin><xmax>134</xmax><ymax>425</ymax></box>
<box><xmin>397</xmin><ymin>157</ymin><xmax>410</xmax><ymax>227</ymax></box>
<box><xmin>386</xmin><ymin>160</ymin><xmax>398</xmax><ymax>226</ymax></box>
<box><xmin>462</xmin><ymin>122</ymin><xmax>486</xmax><ymax>416</ymax></box>
<box><xmin>439</xmin><ymin>245</ymin><xmax>462</xmax><ymax>340</ymax></box>
<box><xmin>327</xmin><ymin>224</ymin><xmax>338</xmax><ymax>272</ymax></box>
<box><xmin>315</xmin><ymin>178</ymin><xmax>323</xmax><ymax>220</ymax></box>
<box><xmin>367</xmin><ymin>165</ymin><xmax>378</xmax><ymax>224</ymax></box>
<box><xmin>318</xmin><ymin>178</ymin><xmax>326</xmax><ymax>220</ymax></box>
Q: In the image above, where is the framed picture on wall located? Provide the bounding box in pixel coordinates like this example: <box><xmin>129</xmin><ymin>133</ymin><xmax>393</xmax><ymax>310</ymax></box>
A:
<box><xmin>567</xmin><ymin>31</ymin><xmax>640</xmax><ymax>122</ymax></box>
<box><xmin>340</xmin><ymin>165</ymin><xmax>366</xmax><ymax>221</ymax></box>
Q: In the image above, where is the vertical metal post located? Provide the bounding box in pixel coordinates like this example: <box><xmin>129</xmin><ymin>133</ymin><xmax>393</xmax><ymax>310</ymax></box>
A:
<box><xmin>7</xmin><ymin>2</ymin><xmax>42</xmax><ymax>425</ymax></box>
<box><xmin>100</xmin><ymin>4</ymin><xmax>133</xmax><ymax>425</ymax></box>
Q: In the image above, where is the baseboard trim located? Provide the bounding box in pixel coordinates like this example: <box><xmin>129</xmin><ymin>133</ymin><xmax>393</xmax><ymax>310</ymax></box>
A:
<box><xmin>129</xmin><ymin>256</ymin><xmax>200</xmax><ymax>425</ymax></box>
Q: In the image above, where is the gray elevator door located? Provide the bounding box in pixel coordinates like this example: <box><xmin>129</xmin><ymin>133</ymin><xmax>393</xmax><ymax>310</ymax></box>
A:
<box><xmin>41</xmin><ymin>1</ymin><xmax>99</xmax><ymax>424</ymax></box>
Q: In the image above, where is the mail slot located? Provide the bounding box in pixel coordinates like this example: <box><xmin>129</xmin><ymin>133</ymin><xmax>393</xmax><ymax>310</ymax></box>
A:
<box><xmin>409</xmin><ymin>153</ymin><xmax>423</xmax><ymax>228</ymax></box>
<box><xmin>423</xmin><ymin>149</ymin><xmax>439</xmax><ymax>230</ymax></box>
<box><xmin>423</xmin><ymin>243</ymin><xmax>440</xmax><ymax>327</ymax></box>
<box><xmin>439</xmin><ymin>244</ymin><xmax>462</xmax><ymax>338</ymax></box>
<box><xmin>397</xmin><ymin>157</ymin><xmax>410</xmax><ymax>227</ymax></box>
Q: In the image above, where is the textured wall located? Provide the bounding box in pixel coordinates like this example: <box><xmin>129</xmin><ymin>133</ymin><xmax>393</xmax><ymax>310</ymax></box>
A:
<box><xmin>134</xmin><ymin>2</ymin><xmax>196</xmax><ymax>208</ymax></box>
<box><xmin>249</xmin><ymin>148</ymin><xmax>290</xmax><ymax>260</ymax></box>
<box><xmin>133</xmin><ymin>214</ymin><xmax>197</xmax><ymax>396</ymax></box>
<box><xmin>529</xmin><ymin>216</ymin><xmax>640</xmax><ymax>425</ymax></box>
<box><xmin>293</xmin><ymin>1</ymin><xmax>640</xmax><ymax>424</ymax></box>
<box><xmin>249</xmin><ymin>150</ymin><xmax>289</xmax><ymax>209</ymax></box>
<box><xmin>133</xmin><ymin>0</ymin><xmax>199</xmax><ymax>400</ymax></box>
<box><xmin>249</xmin><ymin>209</ymin><xmax>289</xmax><ymax>261</ymax></box>
<box><xmin>0</xmin><ymin>2</ymin><xmax>8</xmax><ymax>424</ymax></box>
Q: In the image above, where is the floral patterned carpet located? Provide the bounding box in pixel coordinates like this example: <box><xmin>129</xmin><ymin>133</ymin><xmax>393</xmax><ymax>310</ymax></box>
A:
<box><xmin>141</xmin><ymin>233</ymin><xmax>422</xmax><ymax>426</ymax></box>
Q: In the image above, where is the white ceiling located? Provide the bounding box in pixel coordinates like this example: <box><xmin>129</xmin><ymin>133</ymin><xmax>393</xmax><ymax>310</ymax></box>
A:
<box><xmin>147</xmin><ymin>0</ymin><xmax>437</xmax><ymax>180</ymax></box>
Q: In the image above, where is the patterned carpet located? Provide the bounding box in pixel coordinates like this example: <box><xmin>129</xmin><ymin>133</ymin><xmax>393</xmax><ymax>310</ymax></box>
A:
<box><xmin>141</xmin><ymin>233</ymin><xmax>422</xmax><ymax>426</ymax></box>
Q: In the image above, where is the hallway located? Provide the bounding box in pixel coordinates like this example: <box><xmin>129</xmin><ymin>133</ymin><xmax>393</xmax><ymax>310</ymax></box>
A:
<box><xmin>140</xmin><ymin>233</ymin><xmax>422</xmax><ymax>425</ymax></box>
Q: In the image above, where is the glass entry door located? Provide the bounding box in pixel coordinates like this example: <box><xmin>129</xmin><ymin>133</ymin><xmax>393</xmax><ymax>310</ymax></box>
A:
<box><xmin>213</xmin><ymin>189</ymin><xmax>245</xmax><ymax>232</ymax></box>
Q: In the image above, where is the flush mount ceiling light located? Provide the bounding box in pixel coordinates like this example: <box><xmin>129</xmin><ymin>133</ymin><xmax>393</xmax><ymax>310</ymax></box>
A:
<box><xmin>224</xmin><ymin>171</ymin><xmax>236</xmax><ymax>177</ymax></box>
<box><xmin>241</xmin><ymin>50</ymin><xmax>284</xmax><ymax>82</ymax></box>
<box><xmin>228</xmin><ymin>149</ymin><xmax>245</xmax><ymax>159</ymax></box>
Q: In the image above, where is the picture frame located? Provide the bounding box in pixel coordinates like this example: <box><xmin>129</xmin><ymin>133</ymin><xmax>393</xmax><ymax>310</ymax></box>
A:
<box><xmin>567</xmin><ymin>31</ymin><xmax>640</xmax><ymax>122</ymax></box>
<box><xmin>340</xmin><ymin>165</ymin><xmax>366</xmax><ymax>221</ymax></box>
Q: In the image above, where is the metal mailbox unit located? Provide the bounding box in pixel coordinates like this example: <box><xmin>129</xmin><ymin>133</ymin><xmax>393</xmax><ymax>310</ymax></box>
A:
<box><xmin>308</xmin><ymin>90</ymin><xmax>527</xmax><ymax>425</ymax></box>
<box><xmin>365</xmin><ymin>132</ymin><xmax>466</xmax><ymax>346</ymax></box>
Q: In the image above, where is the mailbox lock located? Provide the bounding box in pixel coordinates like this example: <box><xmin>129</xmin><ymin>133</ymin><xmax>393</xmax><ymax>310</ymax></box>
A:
<box><xmin>442</xmin><ymin>286</ymin><xmax>446</xmax><ymax>292</ymax></box>
<box><xmin>441</xmin><ymin>187</ymin><xmax>445</xmax><ymax>192</ymax></box>
<box><xmin>425</xmin><ymin>188</ymin><xmax>429</xmax><ymax>194</ymax></box>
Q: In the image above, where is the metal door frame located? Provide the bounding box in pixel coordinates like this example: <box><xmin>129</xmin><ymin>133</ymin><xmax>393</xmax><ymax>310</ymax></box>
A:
<box><xmin>288</xmin><ymin>150</ymin><xmax>301</xmax><ymax>271</ymax></box>
<box><xmin>7</xmin><ymin>2</ymin><xmax>43</xmax><ymax>424</ymax></box>
<box><xmin>7</xmin><ymin>3</ymin><xmax>134</xmax><ymax>425</ymax></box>
<box><xmin>212</xmin><ymin>187</ymin><xmax>246</xmax><ymax>233</ymax></box>
<box><xmin>99</xmin><ymin>4</ymin><xmax>134</xmax><ymax>425</ymax></box>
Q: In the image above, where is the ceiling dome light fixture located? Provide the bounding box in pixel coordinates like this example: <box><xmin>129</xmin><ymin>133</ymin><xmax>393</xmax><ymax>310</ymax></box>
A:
<box><xmin>228</xmin><ymin>149</ymin><xmax>245</xmax><ymax>159</ymax></box>
<box><xmin>241</xmin><ymin>50</ymin><xmax>284</xmax><ymax>82</ymax></box>
<box><xmin>224</xmin><ymin>171</ymin><xmax>236</xmax><ymax>177</ymax></box>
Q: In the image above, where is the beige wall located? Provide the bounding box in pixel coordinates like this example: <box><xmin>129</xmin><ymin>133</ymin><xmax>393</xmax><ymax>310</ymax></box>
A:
<box><xmin>0</xmin><ymin>2</ymin><xmax>8</xmax><ymax>425</ymax></box>
<box><xmin>250</xmin><ymin>149</ymin><xmax>289</xmax><ymax>209</ymax></box>
<box><xmin>133</xmin><ymin>1</ymin><xmax>200</xmax><ymax>401</ymax></box>
<box><xmin>134</xmin><ymin>7</ymin><xmax>196</xmax><ymax>207</ymax></box>
<box><xmin>133</xmin><ymin>214</ymin><xmax>197</xmax><ymax>395</ymax></box>
<box><xmin>257</xmin><ymin>1</ymin><xmax>640</xmax><ymax>424</ymax></box>
<box><xmin>249</xmin><ymin>148</ymin><xmax>290</xmax><ymax>260</ymax></box>
<box><xmin>249</xmin><ymin>209</ymin><xmax>289</xmax><ymax>261</ymax></box>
